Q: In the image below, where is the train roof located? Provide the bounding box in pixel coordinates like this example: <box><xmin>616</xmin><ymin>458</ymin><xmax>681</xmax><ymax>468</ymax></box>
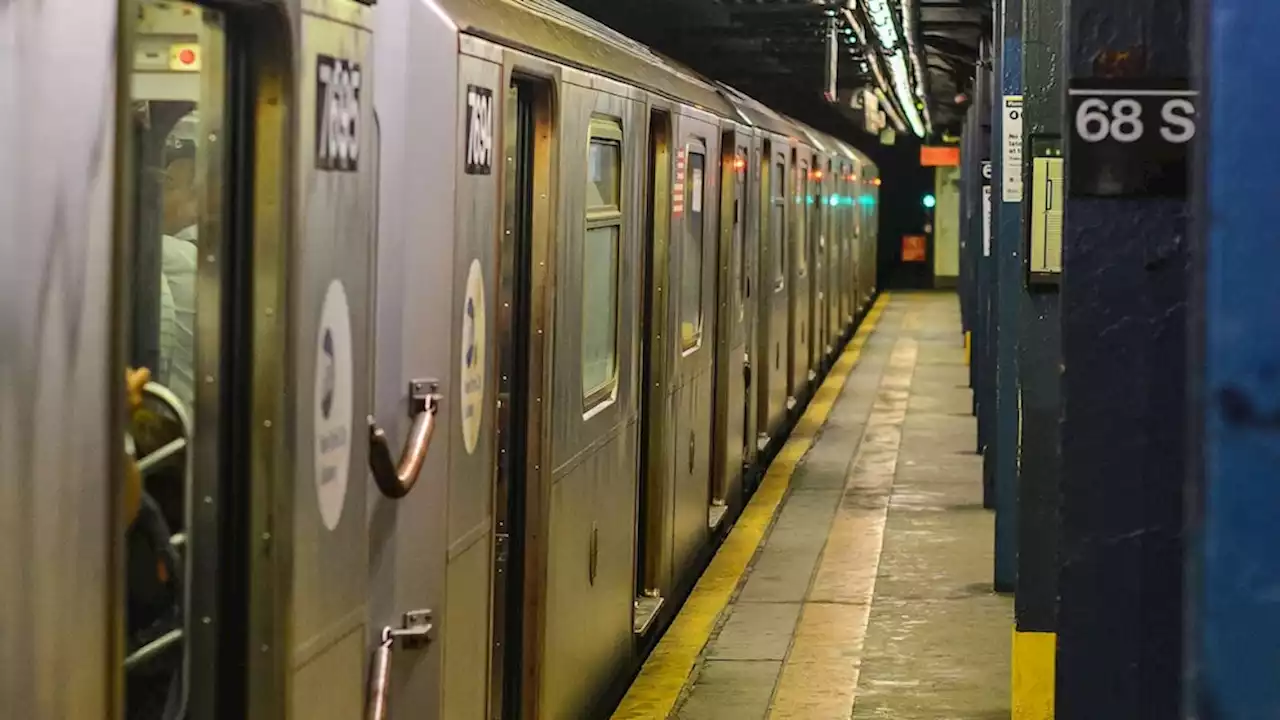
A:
<box><xmin>433</xmin><ymin>0</ymin><xmax>875</xmax><ymax>166</ymax></box>
<box><xmin>710</xmin><ymin>82</ymin><xmax>808</xmax><ymax>139</ymax></box>
<box><xmin>436</xmin><ymin>0</ymin><xmax>739</xmax><ymax>118</ymax></box>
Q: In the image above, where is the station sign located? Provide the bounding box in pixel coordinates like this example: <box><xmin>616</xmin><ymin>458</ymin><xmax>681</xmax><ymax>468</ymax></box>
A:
<box><xmin>1068</xmin><ymin>78</ymin><xmax>1197</xmax><ymax>198</ymax></box>
<box><xmin>1002</xmin><ymin>96</ymin><xmax>1024</xmax><ymax>202</ymax></box>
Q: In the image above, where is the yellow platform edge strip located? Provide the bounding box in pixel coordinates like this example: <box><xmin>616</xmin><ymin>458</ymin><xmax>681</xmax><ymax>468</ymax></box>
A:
<box><xmin>1012</xmin><ymin>629</ymin><xmax>1056</xmax><ymax>720</ymax></box>
<box><xmin>965</xmin><ymin>330</ymin><xmax>972</xmax><ymax>366</ymax></box>
<box><xmin>610</xmin><ymin>294</ymin><xmax>891</xmax><ymax>720</ymax></box>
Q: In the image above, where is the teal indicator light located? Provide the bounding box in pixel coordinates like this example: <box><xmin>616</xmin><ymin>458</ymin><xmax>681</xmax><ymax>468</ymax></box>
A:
<box><xmin>923</xmin><ymin>193</ymin><xmax>937</xmax><ymax>209</ymax></box>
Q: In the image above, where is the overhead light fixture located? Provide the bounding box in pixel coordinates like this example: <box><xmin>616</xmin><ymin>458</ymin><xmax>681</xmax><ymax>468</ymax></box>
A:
<box><xmin>844</xmin><ymin>0</ymin><xmax>929</xmax><ymax>138</ymax></box>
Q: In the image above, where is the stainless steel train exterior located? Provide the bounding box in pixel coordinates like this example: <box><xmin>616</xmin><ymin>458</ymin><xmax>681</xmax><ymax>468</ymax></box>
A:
<box><xmin>0</xmin><ymin>0</ymin><xmax>878</xmax><ymax>718</ymax></box>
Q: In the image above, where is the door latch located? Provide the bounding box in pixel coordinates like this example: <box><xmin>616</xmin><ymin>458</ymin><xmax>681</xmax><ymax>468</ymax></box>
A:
<box><xmin>381</xmin><ymin>608</ymin><xmax>434</xmax><ymax>650</ymax></box>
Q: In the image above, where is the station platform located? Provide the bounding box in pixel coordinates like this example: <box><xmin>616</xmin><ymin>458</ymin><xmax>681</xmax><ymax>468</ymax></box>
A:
<box><xmin>612</xmin><ymin>292</ymin><xmax>1011</xmax><ymax>720</ymax></box>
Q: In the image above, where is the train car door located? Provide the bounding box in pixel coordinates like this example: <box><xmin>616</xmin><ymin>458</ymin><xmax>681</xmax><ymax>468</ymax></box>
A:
<box><xmin>810</xmin><ymin>157</ymin><xmax>828</xmax><ymax>369</ymax></box>
<box><xmin>710</xmin><ymin>130</ymin><xmax>750</xmax><ymax>526</ymax></box>
<box><xmin>489</xmin><ymin>69</ymin><xmax>555</xmax><ymax>720</ymax></box>
<box><xmin>670</xmin><ymin>112</ymin><xmax>720</xmax><ymax>583</ymax></box>
<box><xmin>285</xmin><ymin>6</ymin><xmax>381</xmax><ymax>718</ymax></box>
<box><xmin>824</xmin><ymin>157</ymin><xmax>840</xmax><ymax>355</ymax></box>
<box><xmin>839</xmin><ymin>160</ymin><xmax>849</xmax><ymax>327</ymax></box>
<box><xmin>757</xmin><ymin>140</ymin><xmax>790</xmax><ymax>448</ymax></box>
<box><xmin>787</xmin><ymin>151</ymin><xmax>812</xmax><ymax>405</ymax></box>
<box><xmin>635</xmin><ymin>106</ymin><xmax>674</xmax><ymax>634</ymax></box>
<box><xmin>741</xmin><ymin>137</ymin><xmax>763</xmax><ymax>480</ymax></box>
<box><xmin>113</xmin><ymin>0</ymin><xmax>332</xmax><ymax>717</ymax></box>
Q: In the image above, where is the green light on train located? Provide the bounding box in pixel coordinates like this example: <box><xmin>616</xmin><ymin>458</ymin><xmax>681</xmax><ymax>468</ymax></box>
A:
<box><xmin>923</xmin><ymin>193</ymin><xmax>937</xmax><ymax>209</ymax></box>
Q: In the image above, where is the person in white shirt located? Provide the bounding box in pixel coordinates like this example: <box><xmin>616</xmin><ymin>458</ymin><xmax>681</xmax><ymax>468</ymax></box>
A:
<box><xmin>158</xmin><ymin>141</ymin><xmax>198</xmax><ymax>413</ymax></box>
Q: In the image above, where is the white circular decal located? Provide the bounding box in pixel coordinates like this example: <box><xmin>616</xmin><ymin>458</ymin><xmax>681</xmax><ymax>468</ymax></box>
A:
<box><xmin>460</xmin><ymin>259</ymin><xmax>486</xmax><ymax>455</ymax></box>
<box><xmin>314</xmin><ymin>279</ymin><xmax>354</xmax><ymax>531</ymax></box>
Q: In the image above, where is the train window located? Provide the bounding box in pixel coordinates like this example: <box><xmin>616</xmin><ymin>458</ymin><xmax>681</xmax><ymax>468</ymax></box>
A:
<box><xmin>583</xmin><ymin>118</ymin><xmax>623</xmax><ymax>405</ymax></box>
<box><xmin>122</xmin><ymin>2</ymin><xmax>225</xmax><ymax>717</ymax></box>
<box><xmin>681</xmin><ymin>145</ymin><xmax>707</xmax><ymax>351</ymax></box>
<box><xmin>772</xmin><ymin>156</ymin><xmax>786</xmax><ymax>287</ymax></box>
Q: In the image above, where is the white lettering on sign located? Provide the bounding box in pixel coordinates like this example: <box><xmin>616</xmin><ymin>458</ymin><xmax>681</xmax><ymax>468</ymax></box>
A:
<box><xmin>1002</xmin><ymin>96</ymin><xmax>1024</xmax><ymax>203</ymax></box>
<box><xmin>465</xmin><ymin>85</ymin><xmax>494</xmax><ymax>175</ymax></box>
<box><xmin>1067</xmin><ymin>85</ymin><xmax>1197</xmax><ymax>197</ymax></box>
<box><xmin>1161</xmin><ymin>99</ymin><xmax>1196</xmax><ymax>143</ymax></box>
<box><xmin>1074</xmin><ymin>95</ymin><xmax>1197</xmax><ymax>144</ymax></box>
<box><xmin>315</xmin><ymin>55</ymin><xmax>360</xmax><ymax>172</ymax></box>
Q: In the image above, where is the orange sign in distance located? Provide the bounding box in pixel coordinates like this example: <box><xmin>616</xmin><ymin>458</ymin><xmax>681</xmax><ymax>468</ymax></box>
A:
<box><xmin>902</xmin><ymin>234</ymin><xmax>927</xmax><ymax>262</ymax></box>
<box><xmin>920</xmin><ymin>145</ymin><xmax>961</xmax><ymax>166</ymax></box>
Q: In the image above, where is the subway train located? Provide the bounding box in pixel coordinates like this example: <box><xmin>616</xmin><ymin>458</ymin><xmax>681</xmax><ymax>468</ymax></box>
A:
<box><xmin>0</xmin><ymin>0</ymin><xmax>878</xmax><ymax>718</ymax></box>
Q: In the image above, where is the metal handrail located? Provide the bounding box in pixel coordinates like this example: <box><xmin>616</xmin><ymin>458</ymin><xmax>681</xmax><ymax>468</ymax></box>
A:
<box><xmin>138</xmin><ymin>436</ymin><xmax>187</xmax><ymax>474</ymax></box>
<box><xmin>124</xmin><ymin>628</ymin><xmax>183</xmax><ymax>672</ymax></box>
<box><xmin>364</xmin><ymin>611</ymin><xmax>433</xmax><ymax>720</ymax></box>
<box><xmin>364</xmin><ymin>630</ymin><xmax>395</xmax><ymax>720</ymax></box>
<box><xmin>368</xmin><ymin>379</ymin><xmax>441</xmax><ymax>499</ymax></box>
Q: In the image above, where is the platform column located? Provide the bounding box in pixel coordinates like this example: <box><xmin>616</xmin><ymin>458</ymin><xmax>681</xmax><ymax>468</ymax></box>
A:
<box><xmin>969</xmin><ymin>41</ymin><xmax>995</xmax><ymax>481</ymax></box>
<box><xmin>1011</xmin><ymin>0</ymin><xmax>1063</xmax><ymax>713</ymax></box>
<box><xmin>1058</xmin><ymin>0</ymin><xmax>1190</xmax><ymax>716</ymax></box>
<box><xmin>988</xmin><ymin>0</ymin><xmax>1022</xmax><ymax>593</ymax></box>
<box><xmin>959</xmin><ymin>101</ymin><xmax>977</xmax><ymax>370</ymax></box>
<box><xmin>1188</xmin><ymin>0</ymin><xmax>1280</xmax><ymax>714</ymax></box>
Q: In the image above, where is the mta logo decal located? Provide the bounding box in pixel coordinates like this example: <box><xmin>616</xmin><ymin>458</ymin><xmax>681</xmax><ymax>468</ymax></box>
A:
<box><xmin>321</xmin><ymin>328</ymin><xmax>335</xmax><ymax>419</ymax></box>
<box><xmin>465</xmin><ymin>297</ymin><xmax>476</xmax><ymax>367</ymax></box>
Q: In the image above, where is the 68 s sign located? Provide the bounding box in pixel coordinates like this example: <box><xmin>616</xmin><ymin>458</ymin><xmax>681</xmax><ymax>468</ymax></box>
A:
<box><xmin>1068</xmin><ymin>78</ymin><xmax>1198</xmax><ymax>198</ymax></box>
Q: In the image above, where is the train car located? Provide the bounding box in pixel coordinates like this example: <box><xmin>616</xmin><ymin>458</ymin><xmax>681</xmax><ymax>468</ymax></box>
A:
<box><xmin>0</xmin><ymin>0</ymin><xmax>878</xmax><ymax>718</ymax></box>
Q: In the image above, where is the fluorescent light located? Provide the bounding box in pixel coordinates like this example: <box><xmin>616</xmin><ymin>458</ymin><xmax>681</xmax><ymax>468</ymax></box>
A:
<box><xmin>844</xmin><ymin>0</ymin><xmax>929</xmax><ymax>137</ymax></box>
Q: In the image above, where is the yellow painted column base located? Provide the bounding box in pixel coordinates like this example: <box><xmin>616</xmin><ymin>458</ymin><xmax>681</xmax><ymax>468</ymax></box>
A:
<box><xmin>1012</xmin><ymin>629</ymin><xmax>1056</xmax><ymax>719</ymax></box>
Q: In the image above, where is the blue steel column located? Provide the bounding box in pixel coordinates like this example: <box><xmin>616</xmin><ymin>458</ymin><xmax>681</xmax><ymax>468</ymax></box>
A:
<box><xmin>1189</xmin><ymin>0</ymin><xmax>1280</xmax><ymax>715</ymax></box>
<box><xmin>962</xmin><ymin>103</ymin><xmax>967</xmax><ymax>338</ymax></box>
<box><xmin>960</xmin><ymin>103</ymin><xmax>974</xmax><ymax>349</ymax></box>
<box><xmin>973</xmin><ymin>40</ymin><xmax>995</xmax><ymax>474</ymax></box>
<box><xmin>989</xmin><ymin>0</ymin><xmax>1021</xmax><ymax>592</ymax></box>
<box><xmin>1057</xmin><ymin>0</ymin><xmax>1189</xmax><ymax>715</ymax></box>
<box><xmin>1012</xmin><ymin>0</ymin><xmax>1062</xmax><ymax>708</ymax></box>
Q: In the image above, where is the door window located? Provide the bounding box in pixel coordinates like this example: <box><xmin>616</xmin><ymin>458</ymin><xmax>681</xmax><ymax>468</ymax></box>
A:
<box><xmin>583</xmin><ymin>118</ymin><xmax>623</xmax><ymax>406</ymax></box>
<box><xmin>680</xmin><ymin>143</ymin><xmax>707</xmax><ymax>351</ymax></box>
<box><xmin>123</xmin><ymin>2</ymin><xmax>225</xmax><ymax>717</ymax></box>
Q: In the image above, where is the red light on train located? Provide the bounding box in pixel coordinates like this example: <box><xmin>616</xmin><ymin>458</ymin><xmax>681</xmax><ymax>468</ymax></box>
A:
<box><xmin>179</xmin><ymin>48</ymin><xmax>196</xmax><ymax>66</ymax></box>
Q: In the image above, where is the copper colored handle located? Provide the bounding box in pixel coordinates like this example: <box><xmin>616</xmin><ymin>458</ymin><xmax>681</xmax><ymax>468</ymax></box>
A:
<box><xmin>368</xmin><ymin>379</ymin><xmax>440</xmax><ymax>499</ymax></box>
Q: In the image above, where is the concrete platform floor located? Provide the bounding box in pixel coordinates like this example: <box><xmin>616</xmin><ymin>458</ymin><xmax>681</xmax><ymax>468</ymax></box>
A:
<box><xmin>622</xmin><ymin>292</ymin><xmax>1011</xmax><ymax>720</ymax></box>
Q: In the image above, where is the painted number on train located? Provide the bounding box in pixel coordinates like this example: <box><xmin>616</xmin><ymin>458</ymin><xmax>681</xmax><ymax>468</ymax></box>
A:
<box><xmin>465</xmin><ymin>85</ymin><xmax>494</xmax><ymax>175</ymax></box>
<box><xmin>1068</xmin><ymin>79</ymin><xmax>1197</xmax><ymax>198</ymax></box>
<box><xmin>315</xmin><ymin>54</ymin><xmax>361</xmax><ymax>172</ymax></box>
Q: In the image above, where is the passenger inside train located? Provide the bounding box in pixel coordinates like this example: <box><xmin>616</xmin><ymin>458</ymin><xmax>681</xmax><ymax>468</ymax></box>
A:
<box><xmin>158</xmin><ymin>125</ymin><xmax>199</xmax><ymax>414</ymax></box>
<box><xmin>124</xmin><ymin>102</ymin><xmax>202</xmax><ymax>720</ymax></box>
